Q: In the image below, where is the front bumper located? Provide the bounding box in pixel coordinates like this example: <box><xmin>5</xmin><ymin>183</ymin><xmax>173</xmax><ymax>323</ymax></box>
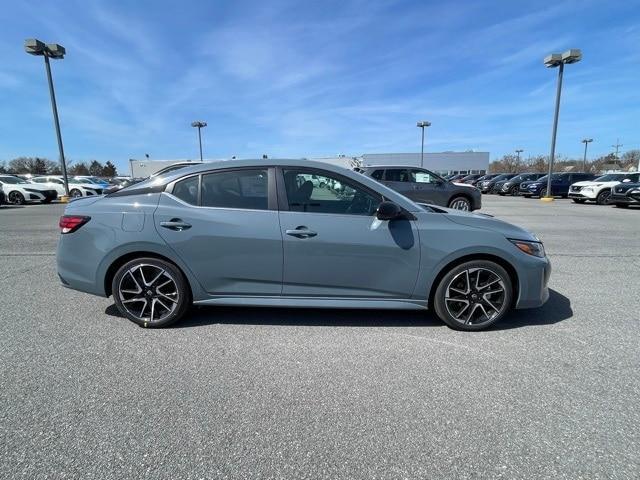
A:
<box><xmin>515</xmin><ymin>255</ymin><xmax>551</xmax><ymax>309</ymax></box>
<box><xmin>610</xmin><ymin>193</ymin><xmax>639</xmax><ymax>205</ymax></box>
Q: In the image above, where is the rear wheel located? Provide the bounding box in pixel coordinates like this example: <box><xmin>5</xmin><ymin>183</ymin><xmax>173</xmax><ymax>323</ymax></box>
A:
<box><xmin>433</xmin><ymin>260</ymin><xmax>513</xmax><ymax>331</ymax></box>
<box><xmin>448</xmin><ymin>196</ymin><xmax>471</xmax><ymax>211</ymax></box>
<box><xmin>8</xmin><ymin>191</ymin><xmax>25</xmax><ymax>205</ymax></box>
<box><xmin>112</xmin><ymin>257</ymin><xmax>190</xmax><ymax>328</ymax></box>
<box><xmin>596</xmin><ymin>189</ymin><xmax>611</xmax><ymax>205</ymax></box>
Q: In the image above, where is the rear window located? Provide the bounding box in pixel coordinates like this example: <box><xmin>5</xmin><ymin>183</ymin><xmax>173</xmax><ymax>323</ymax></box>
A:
<box><xmin>370</xmin><ymin>170</ymin><xmax>384</xmax><ymax>180</ymax></box>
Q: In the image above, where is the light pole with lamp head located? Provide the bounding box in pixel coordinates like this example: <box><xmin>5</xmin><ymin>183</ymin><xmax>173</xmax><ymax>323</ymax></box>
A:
<box><xmin>416</xmin><ymin>121</ymin><xmax>431</xmax><ymax>168</ymax></box>
<box><xmin>191</xmin><ymin>121</ymin><xmax>207</xmax><ymax>162</ymax></box>
<box><xmin>515</xmin><ymin>149</ymin><xmax>523</xmax><ymax>162</ymax></box>
<box><xmin>581</xmin><ymin>138</ymin><xmax>593</xmax><ymax>171</ymax></box>
<box><xmin>24</xmin><ymin>39</ymin><xmax>70</xmax><ymax>199</ymax></box>
<box><xmin>541</xmin><ymin>49</ymin><xmax>582</xmax><ymax>201</ymax></box>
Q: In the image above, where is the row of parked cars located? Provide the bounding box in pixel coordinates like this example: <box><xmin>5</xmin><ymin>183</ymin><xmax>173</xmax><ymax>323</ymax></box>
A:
<box><xmin>446</xmin><ymin>171</ymin><xmax>640</xmax><ymax>207</ymax></box>
<box><xmin>0</xmin><ymin>174</ymin><xmax>135</xmax><ymax>206</ymax></box>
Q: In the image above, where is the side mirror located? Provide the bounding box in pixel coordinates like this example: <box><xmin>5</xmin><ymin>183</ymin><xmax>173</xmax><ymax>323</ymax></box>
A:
<box><xmin>376</xmin><ymin>201</ymin><xmax>402</xmax><ymax>220</ymax></box>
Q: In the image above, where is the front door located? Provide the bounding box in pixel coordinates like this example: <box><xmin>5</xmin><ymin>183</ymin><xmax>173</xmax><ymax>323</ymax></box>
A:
<box><xmin>155</xmin><ymin>168</ymin><xmax>283</xmax><ymax>296</ymax></box>
<box><xmin>278</xmin><ymin>168</ymin><xmax>420</xmax><ymax>298</ymax></box>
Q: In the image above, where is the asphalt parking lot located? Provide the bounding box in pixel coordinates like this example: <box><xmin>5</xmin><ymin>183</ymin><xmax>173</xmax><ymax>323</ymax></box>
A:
<box><xmin>1</xmin><ymin>197</ymin><xmax>639</xmax><ymax>479</ymax></box>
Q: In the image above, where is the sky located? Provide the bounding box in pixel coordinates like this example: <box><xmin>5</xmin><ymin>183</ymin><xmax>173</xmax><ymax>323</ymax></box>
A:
<box><xmin>1</xmin><ymin>0</ymin><xmax>639</xmax><ymax>172</ymax></box>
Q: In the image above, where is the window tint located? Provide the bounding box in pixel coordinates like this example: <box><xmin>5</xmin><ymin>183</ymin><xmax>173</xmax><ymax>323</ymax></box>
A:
<box><xmin>201</xmin><ymin>169</ymin><xmax>268</xmax><ymax>210</ymax></box>
<box><xmin>385</xmin><ymin>169</ymin><xmax>410</xmax><ymax>182</ymax></box>
<box><xmin>31</xmin><ymin>178</ymin><xmax>47</xmax><ymax>183</ymax></box>
<box><xmin>172</xmin><ymin>176</ymin><xmax>199</xmax><ymax>205</ymax></box>
<box><xmin>625</xmin><ymin>173</ymin><xmax>639</xmax><ymax>182</ymax></box>
<box><xmin>370</xmin><ymin>170</ymin><xmax>384</xmax><ymax>180</ymax></box>
<box><xmin>283</xmin><ymin>169</ymin><xmax>381</xmax><ymax>216</ymax></box>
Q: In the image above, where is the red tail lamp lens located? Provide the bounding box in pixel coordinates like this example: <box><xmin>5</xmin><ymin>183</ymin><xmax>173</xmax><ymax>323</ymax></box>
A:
<box><xmin>59</xmin><ymin>215</ymin><xmax>91</xmax><ymax>234</ymax></box>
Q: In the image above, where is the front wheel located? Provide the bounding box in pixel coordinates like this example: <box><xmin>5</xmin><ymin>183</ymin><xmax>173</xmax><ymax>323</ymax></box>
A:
<box><xmin>539</xmin><ymin>188</ymin><xmax>548</xmax><ymax>198</ymax></box>
<box><xmin>112</xmin><ymin>258</ymin><xmax>190</xmax><ymax>328</ymax></box>
<box><xmin>70</xmin><ymin>189</ymin><xmax>83</xmax><ymax>198</ymax></box>
<box><xmin>448</xmin><ymin>196</ymin><xmax>471</xmax><ymax>211</ymax></box>
<box><xmin>596</xmin><ymin>189</ymin><xmax>611</xmax><ymax>205</ymax></box>
<box><xmin>433</xmin><ymin>260</ymin><xmax>513</xmax><ymax>331</ymax></box>
<box><xmin>8</xmin><ymin>191</ymin><xmax>25</xmax><ymax>205</ymax></box>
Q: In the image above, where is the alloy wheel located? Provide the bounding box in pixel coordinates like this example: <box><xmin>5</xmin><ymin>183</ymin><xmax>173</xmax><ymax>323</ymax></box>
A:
<box><xmin>70</xmin><ymin>189</ymin><xmax>82</xmax><ymax>198</ymax></box>
<box><xmin>8</xmin><ymin>191</ymin><xmax>25</xmax><ymax>205</ymax></box>
<box><xmin>449</xmin><ymin>198</ymin><xmax>470</xmax><ymax>211</ymax></box>
<box><xmin>118</xmin><ymin>264</ymin><xmax>179</xmax><ymax>324</ymax></box>
<box><xmin>444</xmin><ymin>267</ymin><xmax>507</xmax><ymax>326</ymax></box>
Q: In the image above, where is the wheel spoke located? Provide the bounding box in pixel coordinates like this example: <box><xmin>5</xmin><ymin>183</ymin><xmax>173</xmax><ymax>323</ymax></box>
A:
<box><xmin>157</xmin><ymin>291</ymin><xmax>178</xmax><ymax>303</ymax></box>
<box><xmin>156</xmin><ymin>298</ymin><xmax>172</xmax><ymax>312</ymax></box>
<box><xmin>139</xmin><ymin>299</ymin><xmax>148</xmax><ymax>318</ymax></box>
<box><xmin>148</xmin><ymin>269</ymin><xmax>166</xmax><ymax>287</ymax></box>
<box><xmin>122</xmin><ymin>296</ymin><xmax>145</xmax><ymax>304</ymax></box>
<box><xmin>150</xmin><ymin>298</ymin><xmax>156</xmax><ymax>321</ymax></box>
<box><xmin>126</xmin><ymin>270</ymin><xmax>142</xmax><ymax>293</ymax></box>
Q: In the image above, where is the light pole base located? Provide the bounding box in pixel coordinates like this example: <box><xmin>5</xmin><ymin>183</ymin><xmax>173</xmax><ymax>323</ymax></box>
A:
<box><xmin>59</xmin><ymin>195</ymin><xmax>70</xmax><ymax>203</ymax></box>
<box><xmin>540</xmin><ymin>196</ymin><xmax>554</xmax><ymax>202</ymax></box>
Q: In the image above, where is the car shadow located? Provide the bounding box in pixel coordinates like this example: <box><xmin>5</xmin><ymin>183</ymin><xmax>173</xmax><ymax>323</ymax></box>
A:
<box><xmin>0</xmin><ymin>205</ymin><xmax>26</xmax><ymax>210</ymax></box>
<box><xmin>104</xmin><ymin>289</ymin><xmax>571</xmax><ymax>331</ymax></box>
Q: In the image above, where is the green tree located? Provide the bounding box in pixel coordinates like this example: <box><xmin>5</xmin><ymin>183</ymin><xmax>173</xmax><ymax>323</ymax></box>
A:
<box><xmin>88</xmin><ymin>160</ymin><xmax>104</xmax><ymax>176</ymax></box>
<box><xmin>102</xmin><ymin>161</ymin><xmax>118</xmax><ymax>177</ymax></box>
<box><xmin>69</xmin><ymin>162</ymin><xmax>90</xmax><ymax>176</ymax></box>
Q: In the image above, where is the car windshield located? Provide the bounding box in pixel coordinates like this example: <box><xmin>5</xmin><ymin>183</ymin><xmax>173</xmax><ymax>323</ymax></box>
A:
<box><xmin>492</xmin><ymin>174</ymin><xmax>511</xmax><ymax>181</ymax></box>
<box><xmin>594</xmin><ymin>174</ymin><xmax>623</xmax><ymax>182</ymax></box>
<box><xmin>0</xmin><ymin>176</ymin><xmax>28</xmax><ymax>184</ymax></box>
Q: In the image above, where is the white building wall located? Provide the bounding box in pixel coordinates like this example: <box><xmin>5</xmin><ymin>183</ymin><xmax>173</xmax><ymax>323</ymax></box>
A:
<box><xmin>362</xmin><ymin>152</ymin><xmax>489</xmax><ymax>175</ymax></box>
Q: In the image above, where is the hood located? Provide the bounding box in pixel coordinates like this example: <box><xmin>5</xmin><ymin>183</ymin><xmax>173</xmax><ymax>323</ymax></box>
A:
<box><xmin>451</xmin><ymin>182</ymin><xmax>477</xmax><ymax>188</ymax></box>
<box><xmin>573</xmin><ymin>180</ymin><xmax>618</xmax><ymax>187</ymax></box>
<box><xmin>436</xmin><ymin>207</ymin><xmax>538</xmax><ymax>242</ymax></box>
<box><xmin>20</xmin><ymin>183</ymin><xmax>55</xmax><ymax>192</ymax></box>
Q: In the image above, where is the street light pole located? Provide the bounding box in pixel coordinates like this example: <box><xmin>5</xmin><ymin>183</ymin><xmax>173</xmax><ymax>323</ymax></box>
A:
<box><xmin>515</xmin><ymin>149</ymin><xmax>523</xmax><ymax>162</ymax></box>
<box><xmin>581</xmin><ymin>138</ymin><xmax>593</xmax><ymax>171</ymax></box>
<box><xmin>25</xmin><ymin>39</ymin><xmax>70</xmax><ymax>198</ymax></box>
<box><xmin>191</xmin><ymin>121</ymin><xmax>207</xmax><ymax>162</ymax></box>
<box><xmin>542</xmin><ymin>49</ymin><xmax>582</xmax><ymax>201</ymax></box>
<box><xmin>416</xmin><ymin>121</ymin><xmax>431</xmax><ymax>168</ymax></box>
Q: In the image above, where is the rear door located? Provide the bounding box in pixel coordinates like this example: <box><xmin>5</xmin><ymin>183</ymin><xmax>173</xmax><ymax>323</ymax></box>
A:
<box><xmin>277</xmin><ymin>167</ymin><xmax>420</xmax><ymax>298</ymax></box>
<box><xmin>155</xmin><ymin>168</ymin><xmax>283</xmax><ymax>296</ymax></box>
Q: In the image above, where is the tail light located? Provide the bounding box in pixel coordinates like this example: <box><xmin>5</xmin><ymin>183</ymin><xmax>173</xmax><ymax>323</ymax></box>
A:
<box><xmin>59</xmin><ymin>215</ymin><xmax>91</xmax><ymax>234</ymax></box>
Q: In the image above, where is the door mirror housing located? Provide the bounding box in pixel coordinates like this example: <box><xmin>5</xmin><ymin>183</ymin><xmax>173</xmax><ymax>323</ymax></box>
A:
<box><xmin>376</xmin><ymin>201</ymin><xmax>402</xmax><ymax>220</ymax></box>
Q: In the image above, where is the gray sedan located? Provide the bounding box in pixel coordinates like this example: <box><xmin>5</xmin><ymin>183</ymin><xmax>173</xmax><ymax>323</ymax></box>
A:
<box><xmin>56</xmin><ymin>159</ymin><xmax>550</xmax><ymax>331</ymax></box>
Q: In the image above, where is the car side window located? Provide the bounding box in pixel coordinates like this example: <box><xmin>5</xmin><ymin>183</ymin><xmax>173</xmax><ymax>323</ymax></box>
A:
<box><xmin>409</xmin><ymin>169</ymin><xmax>437</xmax><ymax>183</ymax></box>
<box><xmin>370</xmin><ymin>170</ymin><xmax>384</xmax><ymax>180</ymax></box>
<box><xmin>201</xmin><ymin>169</ymin><xmax>268</xmax><ymax>210</ymax></box>
<box><xmin>172</xmin><ymin>176</ymin><xmax>199</xmax><ymax>205</ymax></box>
<box><xmin>385</xmin><ymin>169</ymin><xmax>410</xmax><ymax>182</ymax></box>
<box><xmin>626</xmin><ymin>173</ymin><xmax>639</xmax><ymax>182</ymax></box>
<box><xmin>283</xmin><ymin>169</ymin><xmax>381</xmax><ymax>216</ymax></box>
<box><xmin>32</xmin><ymin>178</ymin><xmax>46</xmax><ymax>183</ymax></box>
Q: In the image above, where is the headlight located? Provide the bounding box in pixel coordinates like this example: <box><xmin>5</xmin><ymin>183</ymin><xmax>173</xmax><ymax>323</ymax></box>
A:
<box><xmin>509</xmin><ymin>239</ymin><xmax>545</xmax><ymax>258</ymax></box>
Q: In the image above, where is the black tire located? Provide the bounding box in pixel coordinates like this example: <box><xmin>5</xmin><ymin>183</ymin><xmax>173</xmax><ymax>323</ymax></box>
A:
<box><xmin>112</xmin><ymin>257</ymin><xmax>190</xmax><ymax>328</ymax></box>
<box><xmin>572</xmin><ymin>199</ymin><xmax>586</xmax><ymax>204</ymax></box>
<box><xmin>539</xmin><ymin>188</ymin><xmax>548</xmax><ymax>198</ymax></box>
<box><xmin>433</xmin><ymin>260</ymin><xmax>513</xmax><ymax>331</ymax></box>
<box><xmin>70</xmin><ymin>189</ymin><xmax>82</xmax><ymax>198</ymax></box>
<box><xmin>596</xmin><ymin>189</ymin><xmax>611</xmax><ymax>205</ymax></box>
<box><xmin>8</xmin><ymin>191</ymin><xmax>25</xmax><ymax>205</ymax></box>
<box><xmin>614</xmin><ymin>203</ymin><xmax>629</xmax><ymax>209</ymax></box>
<box><xmin>509</xmin><ymin>186</ymin><xmax>519</xmax><ymax>196</ymax></box>
<box><xmin>448</xmin><ymin>196</ymin><xmax>471</xmax><ymax>211</ymax></box>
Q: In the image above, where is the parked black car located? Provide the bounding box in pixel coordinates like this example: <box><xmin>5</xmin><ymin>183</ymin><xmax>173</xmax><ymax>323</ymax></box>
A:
<box><xmin>609</xmin><ymin>182</ymin><xmax>640</xmax><ymax>208</ymax></box>
<box><xmin>458</xmin><ymin>173</ymin><xmax>484</xmax><ymax>185</ymax></box>
<box><xmin>478</xmin><ymin>173</ymin><xmax>517</xmax><ymax>194</ymax></box>
<box><xmin>498</xmin><ymin>173</ymin><xmax>546</xmax><ymax>196</ymax></box>
<box><xmin>360</xmin><ymin>166</ymin><xmax>482</xmax><ymax>211</ymax></box>
<box><xmin>519</xmin><ymin>172</ymin><xmax>596</xmax><ymax>198</ymax></box>
<box><xmin>0</xmin><ymin>188</ymin><xmax>5</xmax><ymax>206</ymax></box>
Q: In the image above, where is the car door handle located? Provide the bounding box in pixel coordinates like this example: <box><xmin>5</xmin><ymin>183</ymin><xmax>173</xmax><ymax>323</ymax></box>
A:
<box><xmin>286</xmin><ymin>226</ymin><xmax>317</xmax><ymax>238</ymax></box>
<box><xmin>160</xmin><ymin>219</ymin><xmax>192</xmax><ymax>231</ymax></box>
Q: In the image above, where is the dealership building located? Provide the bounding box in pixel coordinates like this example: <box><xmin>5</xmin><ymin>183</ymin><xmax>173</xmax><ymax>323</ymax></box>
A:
<box><xmin>128</xmin><ymin>151</ymin><xmax>489</xmax><ymax>178</ymax></box>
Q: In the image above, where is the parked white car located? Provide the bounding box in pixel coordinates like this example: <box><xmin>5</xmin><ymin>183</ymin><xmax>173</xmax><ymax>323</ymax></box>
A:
<box><xmin>0</xmin><ymin>175</ymin><xmax>58</xmax><ymax>204</ymax></box>
<box><xmin>30</xmin><ymin>176</ymin><xmax>106</xmax><ymax>198</ymax></box>
<box><xmin>569</xmin><ymin>172</ymin><xmax>640</xmax><ymax>205</ymax></box>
